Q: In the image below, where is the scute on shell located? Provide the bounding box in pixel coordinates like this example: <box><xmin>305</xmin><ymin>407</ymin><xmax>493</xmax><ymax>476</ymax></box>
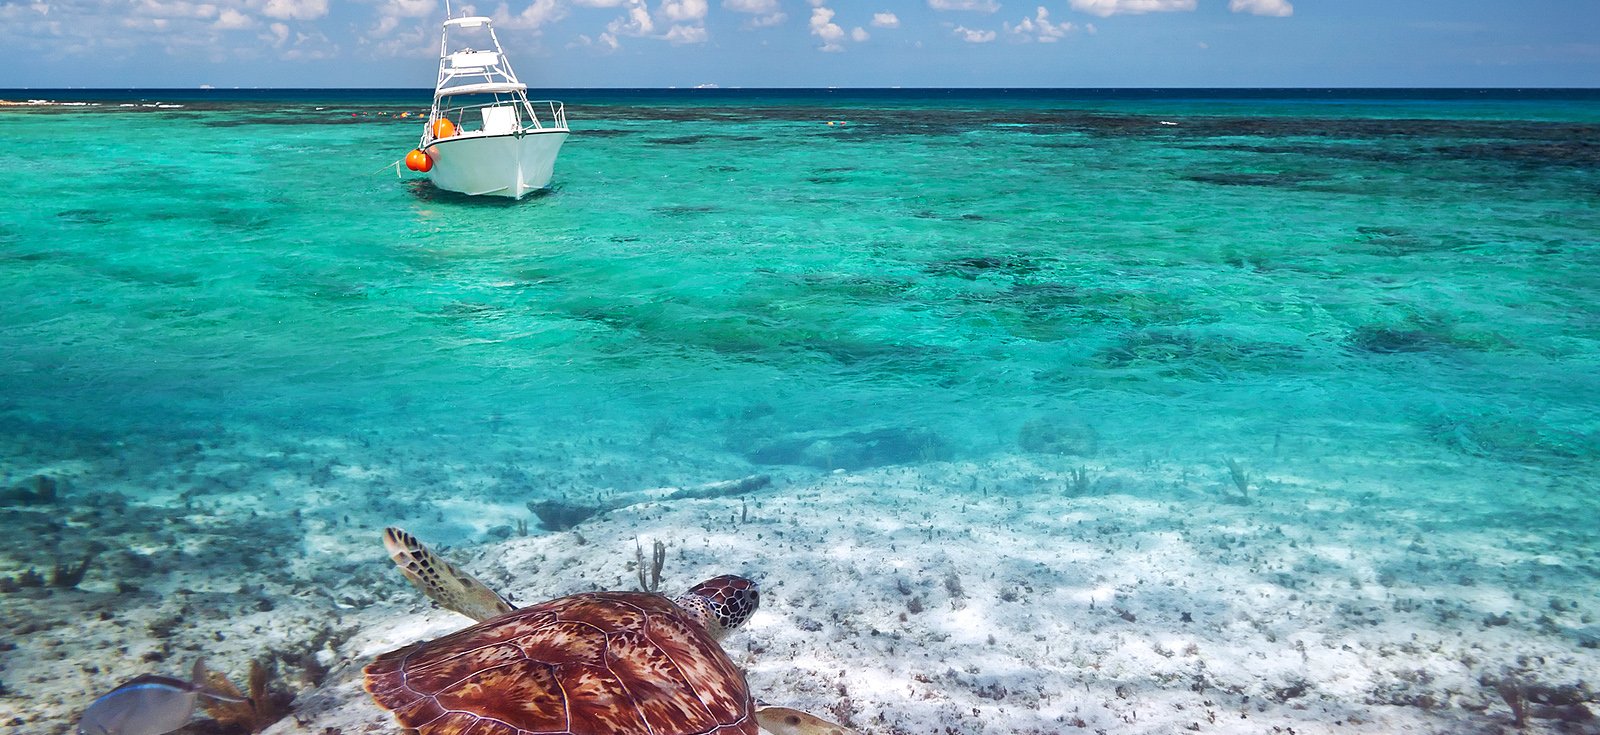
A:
<box><xmin>364</xmin><ymin>591</ymin><xmax>758</xmax><ymax>735</ymax></box>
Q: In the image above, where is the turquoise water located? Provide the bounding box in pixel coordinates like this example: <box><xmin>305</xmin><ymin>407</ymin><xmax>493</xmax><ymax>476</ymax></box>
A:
<box><xmin>2</xmin><ymin>89</ymin><xmax>1598</xmax><ymax>484</ymax></box>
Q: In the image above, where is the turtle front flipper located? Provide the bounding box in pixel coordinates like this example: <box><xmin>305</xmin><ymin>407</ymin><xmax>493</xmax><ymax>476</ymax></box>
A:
<box><xmin>381</xmin><ymin>527</ymin><xmax>515</xmax><ymax>623</ymax></box>
<box><xmin>755</xmin><ymin>706</ymin><xmax>858</xmax><ymax>735</ymax></box>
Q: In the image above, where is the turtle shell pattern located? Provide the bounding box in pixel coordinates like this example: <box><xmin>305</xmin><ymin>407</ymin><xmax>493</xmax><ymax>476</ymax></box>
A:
<box><xmin>364</xmin><ymin>591</ymin><xmax>758</xmax><ymax>735</ymax></box>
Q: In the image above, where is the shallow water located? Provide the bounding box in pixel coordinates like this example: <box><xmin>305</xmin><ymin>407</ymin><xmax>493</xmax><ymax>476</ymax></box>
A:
<box><xmin>3</xmin><ymin>87</ymin><xmax>1600</xmax><ymax>734</ymax></box>
<box><xmin>4</xmin><ymin>89</ymin><xmax>1596</xmax><ymax>482</ymax></box>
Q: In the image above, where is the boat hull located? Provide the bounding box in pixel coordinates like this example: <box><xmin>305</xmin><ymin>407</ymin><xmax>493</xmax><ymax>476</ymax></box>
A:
<box><xmin>425</xmin><ymin>129</ymin><xmax>568</xmax><ymax>199</ymax></box>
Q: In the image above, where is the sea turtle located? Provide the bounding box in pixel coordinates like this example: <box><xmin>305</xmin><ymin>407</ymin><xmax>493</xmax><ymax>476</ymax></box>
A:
<box><xmin>364</xmin><ymin>527</ymin><xmax>855</xmax><ymax>735</ymax></box>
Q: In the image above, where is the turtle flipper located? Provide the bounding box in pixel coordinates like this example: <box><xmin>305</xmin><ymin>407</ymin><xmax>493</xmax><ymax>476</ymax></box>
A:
<box><xmin>755</xmin><ymin>706</ymin><xmax>858</xmax><ymax>735</ymax></box>
<box><xmin>381</xmin><ymin>527</ymin><xmax>515</xmax><ymax>623</ymax></box>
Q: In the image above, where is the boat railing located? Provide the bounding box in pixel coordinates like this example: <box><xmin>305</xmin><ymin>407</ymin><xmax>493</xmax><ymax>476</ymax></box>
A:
<box><xmin>525</xmin><ymin>100</ymin><xmax>566</xmax><ymax>131</ymax></box>
<box><xmin>425</xmin><ymin>99</ymin><xmax>568</xmax><ymax>145</ymax></box>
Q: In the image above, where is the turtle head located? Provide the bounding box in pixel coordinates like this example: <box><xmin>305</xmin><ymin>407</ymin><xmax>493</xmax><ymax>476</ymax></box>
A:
<box><xmin>673</xmin><ymin>575</ymin><xmax>759</xmax><ymax>641</ymax></box>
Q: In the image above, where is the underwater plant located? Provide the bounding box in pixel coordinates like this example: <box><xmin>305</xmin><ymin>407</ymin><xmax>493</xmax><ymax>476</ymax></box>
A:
<box><xmin>50</xmin><ymin>548</ymin><xmax>99</xmax><ymax>588</ymax></box>
<box><xmin>1069</xmin><ymin>466</ymin><xmax>1093</xmax><ymax>495</ymax></box>
<box><xmin>0</xmin><ymin>568</ymin><xmax>46</xmax><ymax>592</ymax></box>
<box><xmin>0</xmin><ymin>474</ymin><xmax>58</xmax><ymax>506</ymax></box>
<box><xmin>196</xmin><ymin>658</ymin><xmax>292</xmax><ymax>733</ymax></box>
<box><xmin>635</xmin><ymin>539</ymin><xmax>667</xmax><ymax>593</ymax></box>
<box><xmin>1493</xmin><ymin>676</ymin><xmax>1528</xmax><ymax>729</ymax></box>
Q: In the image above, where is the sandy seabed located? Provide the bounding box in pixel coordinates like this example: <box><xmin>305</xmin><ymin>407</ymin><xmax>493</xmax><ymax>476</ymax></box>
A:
<box><xmin>2</xmin><ymin>425</ymin><xmax>1597</xmax><ymax>735</ymax></box>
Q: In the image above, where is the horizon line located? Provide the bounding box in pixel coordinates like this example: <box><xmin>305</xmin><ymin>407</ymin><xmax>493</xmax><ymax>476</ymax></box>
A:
<box><xmin>5</xmin><ymin>85</ymin><xmax>1600</xmax><ymax>91</ymax></box>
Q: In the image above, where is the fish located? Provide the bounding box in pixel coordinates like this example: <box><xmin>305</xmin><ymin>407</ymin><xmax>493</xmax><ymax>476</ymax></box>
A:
<box><xmin>77</xmin><ymin>659</ymin><xmax>249</xmax><ymax>735</ymax></box>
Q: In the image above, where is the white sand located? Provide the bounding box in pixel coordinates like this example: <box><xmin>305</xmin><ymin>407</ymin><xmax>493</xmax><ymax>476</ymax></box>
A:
<box><xmin>1</xmin><ymin>427</ymin><xmax>1596</xmax><ymax>735</ymax></box>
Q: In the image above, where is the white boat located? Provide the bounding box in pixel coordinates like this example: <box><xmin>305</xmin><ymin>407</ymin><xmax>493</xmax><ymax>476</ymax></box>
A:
<box><xmin>407</xmin><ymin>11</ymin><xmax>569</xmax><ymax>199</ymax></box>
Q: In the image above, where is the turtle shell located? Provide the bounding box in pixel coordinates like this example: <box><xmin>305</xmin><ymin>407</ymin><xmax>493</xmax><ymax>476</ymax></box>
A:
<box><xmin>364</xmin><ymin>591</ymin><xmax>758</xmax><ymax>735</ymax></box>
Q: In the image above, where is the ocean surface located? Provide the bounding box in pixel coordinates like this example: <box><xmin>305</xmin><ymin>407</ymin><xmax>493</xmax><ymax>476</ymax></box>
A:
<box><xmin>3</xmin><ymin>87</ymin><xmax>1599</xmax><ymax>733</ymax></box>
<box><xmin>4</xmin><ymin>89</ymin><xmax>1596</xmax><ymax>483</ymax></box>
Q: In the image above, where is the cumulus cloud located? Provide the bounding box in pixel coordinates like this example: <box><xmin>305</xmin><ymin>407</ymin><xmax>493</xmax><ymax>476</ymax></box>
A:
<box><xmin>571</xmin><ymin>0</ymin><xmax>627</xmax><ymax>5</ymax></box>
<box><xmin>214</xmin><ymin>6</ymin><xmax>253</xmax><ymax>28</ymax></box>
<box><xmin>366</xmin><ymin>0</ymin><xmax>434</xmax><ymax>39</ymax></box>
<box><xmin>134</xmin><ymin>0</ymin><xmax>219</xmax><ymax>19</ymax></box>
<box><xmin>1229</xmin><ymin>0</ymin><xmax>1292</xmax><ymax>16</ymax></box>
<box><xmin>492</xmin><ymin>0</ymin><xmax>564</xmax><ymax>29</ymax></box>
<box><xmin>605</xmin><ymin>0</ymin><xmax>653</xmax><ymax>37</ymax></box>
<box><xmin>723</xmin><ymin>0</ymin><xmax>784</xmax><ymax>27</ymax></box>
<box><xmin>0</xmin><ymin>1</ymin><xmax>49</xmax><ymax>20</ymax></box>
<box><xmin>122</xmin><ymin>16</ymin><xmax>172</xmax><ymax>30</ymax></box>
<box><xmin>261</xmin><ymin>0</ymin><xmax>327</xmax><ymax>20</ymax></box>
<box><xmin>280</xmin><ymin>26</ymin><xmax>335</xmax><ymax>58</ymax></box>
<box><xmin>662</xmin><ymin>22</ymin><xmax>707</xmax><ymax>42</ymax></box>
<box><xmin>383</xmin><ymin>0</ymin><xmax>435</xmax><ymax>17</ymax></box>
<box><xmin>928</xmin><ymin>0</ymin><xmax>999</xmax><ymax>11</ymax></box>
<box><xmin>870</xmin><ymin>11</ymin><xmax>897</xmax><ymax>28</ymax></box>
<box><xmin>850</xmin><ymin>25</ymin><xmax>867</xmax><ymax>41</ymax></box>
<box><xmin>657</xmin><ymin>0</ymin><xmax>708</xmax><ymax>44</ymax></box>
<box><xmin>573</xmin><ymin>31</ymin><xmax>622</xmax><ymax>50</ymax></box>
<box><xmin>1068</xmin><ymin>0</ymin><xmax>1194</xmax><ymax>17</ymax></box>
<box><xmin>808</xmin><ymin>4</ymin><xmax>844</xmax><ymax>51</ymax></box>
<box><xmin>1005</xmin><ymin>6</ymin><xmax>1072</xmax><ymax>42</ymax></box>
<box><xmin>589</xmin><ymin>0</ymin><xmax>713</xmax><ymax>49</ymax></box>
<box><xmin>265</xmin><ymin>21</ymin><xmax>290</xmax><ymax>45</ymax></box>
<box><xmin>952</xmin><ymin>24</ymin><xmax>994</xmax><ymax>42</ymax></box>
<box><xmin>658</xmin><ymin>0</ymin><xmax>706</xmax><ymax>22</ymax></box>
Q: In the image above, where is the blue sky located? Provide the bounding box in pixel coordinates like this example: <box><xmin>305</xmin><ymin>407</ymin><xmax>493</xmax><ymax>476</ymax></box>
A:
<box><xmin>1</xmin><ymin>0</ymin><xmax>1595</xmax><ymax>88</ymax></box>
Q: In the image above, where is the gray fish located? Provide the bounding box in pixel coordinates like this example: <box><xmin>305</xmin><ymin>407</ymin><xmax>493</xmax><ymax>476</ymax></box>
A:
<box><xmin>77</xmin><ymin>659</ymin><xmax>248</xmax><ymax>735</ymax></box>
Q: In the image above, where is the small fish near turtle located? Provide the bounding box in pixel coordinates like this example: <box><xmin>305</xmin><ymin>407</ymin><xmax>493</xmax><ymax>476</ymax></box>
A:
<box><xmin>77</xmin><ymin>659</ymin><xmax>249</xmax><ymax>735</ymax></box>
<box><xmin>365</xmin><ymin>527</ymin><xmax>856</xmax><ymax>735</ymax></box>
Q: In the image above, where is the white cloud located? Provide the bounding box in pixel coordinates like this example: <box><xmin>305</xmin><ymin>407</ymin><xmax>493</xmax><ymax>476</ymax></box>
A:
<box><xmin>662</xmin><ymin>22</ymin><xmax>707</xmax><ymax>42</ymax></box>
<box><xmin>659</xmin><ymin>0</ymin><xmax>706</xmax><ymax>22</ymax></box>
<box><xmin>0</xmin><ymin>1</ymin><xmax>47</xmax><ymax>20</ymax></box>
<box><xmin>214</xmin><ymin>6</ymin><xmax>253</xmax><ymax>28</ymax></box>
<box><xmin>280</xmin><ymin>27</ymin><xmax>335</xmax><ymax>58</ymax></box>
<box><xmin>134</xmin><ymin>0</ymin><xmax>220</xmax><ymax>19</ymax></box>
<box><xmin>121</xmin><ymin>15</ymin><xmax>171</xmax><ymax>30</ymax></box>
<box><xmin>1230</xmin><ymin>0</ymin><xmax>1292</xmax><ymax>17</ymax></box>
<box><xmin>492</xmin><ymin>0</ymin><xmax>564</xmax><ymax>29</ymax></box>
<box><xmin>572</xmin><ymin>0</ymin><xmax>627</xmax><ymax>5</ymax></box>
<box><xmin>365</xmin><ymin>0</ymin><xmax>433</xmax><ymax>39</ymax></box>
<box><xmin>871</xmin><ymin>11</ymin><xmax>897</xmax><ymax>28</ymax></box>
<box><xmin>605</xmin><ymin>0</ymin><xmax>654</xmax><ymax>36</ymax></box>
<box><xmin>928</xmin><ymin>0</ymin><xmax>999</xmax><ymax>12</ymax></box>
<box><xmin>808</xmin><ymin>5</ymin><xmax>844</xmax><ymax>51</ymax></box>
<box><xmin>723</xmin><ymin>0</ymin><xmax>783</xmax><ymax>27</ymax></box>
<box><xmin>261</xmin><ymin>0</ymin><xmax>327</xmax><ymax>20</ymax></box>
<box><xmin>953</xmin><ymin>24</ymin><xmax>994</xmax><ymax>42</ymax></box>
<box><xmin>575</xmin><ymin>31</ymin><xmax>622</xmax><ymax>50</ymax></box>
<box><xmin>850</xmin><ymin>25</ymin><xmax>867</xmax><ymax>41</ymax></box>
<box><xmin>383</xmin><ymin>0</ymin><xmax>434</xmax><ymax>17</ymax></box>
<box><xmin>265</xmin><ymin>20</ymin><xmax>290</xmax><ymax>45</ymax></box>
<box><xmin>1005</xmin><ymin>6</ymin><xmax>1072</xmax><ymax>42</ymax></box>
<box><xmin>1068</xmin><ymin>0</ymin><xmax>1194</xmax><ymax>17</ymax></box>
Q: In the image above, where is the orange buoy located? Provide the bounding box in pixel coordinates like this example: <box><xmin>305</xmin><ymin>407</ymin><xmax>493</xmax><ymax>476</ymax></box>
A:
<box><xmin>405</xmin><ymin>149</ymin><xmax>433</xmax><ymax>172</ymax></box>
<box><xmin>432</xmin><ymin>118</ymin><xmax>457</xmax><ymax>139</ymax></box>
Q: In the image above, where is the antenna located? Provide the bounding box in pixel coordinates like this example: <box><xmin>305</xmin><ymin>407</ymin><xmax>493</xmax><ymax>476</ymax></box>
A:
<box><xmin>443</xmin><ymin>0</ymin><xmax>453</xmax><ymax>19</ymax></box>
